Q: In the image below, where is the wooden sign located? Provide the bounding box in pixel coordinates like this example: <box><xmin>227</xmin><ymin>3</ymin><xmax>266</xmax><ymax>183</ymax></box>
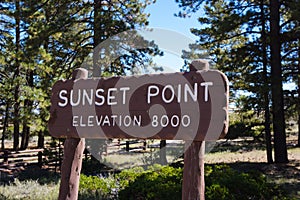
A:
<box><xmin>48</xmin><ymin>69</ymin><xmax>229</xmax><ymax>141</ymax></box>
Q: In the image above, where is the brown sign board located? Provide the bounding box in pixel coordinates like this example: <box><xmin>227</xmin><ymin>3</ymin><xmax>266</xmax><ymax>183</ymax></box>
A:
<box><xmin>48</xmin><ymin>70</ymin><xmax>229</xmax><ymax>141</ymax></box>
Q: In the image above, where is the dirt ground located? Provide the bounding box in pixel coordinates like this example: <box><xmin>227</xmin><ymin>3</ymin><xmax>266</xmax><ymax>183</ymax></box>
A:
<box><xmin>205</xmin><ymin>135</ymin><xmax>300</xmax><ymax>199</ymax></box>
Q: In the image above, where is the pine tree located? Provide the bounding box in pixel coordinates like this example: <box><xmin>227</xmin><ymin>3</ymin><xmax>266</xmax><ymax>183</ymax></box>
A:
<box><xmin>176</xmin><ymin>0</ymin><xmax>291</xmax><ymax>163</ymax></box>
<box><xmin>0</xmin><ymin>0</ymin><xmax>157</xmax><ymax>150</ymax></box>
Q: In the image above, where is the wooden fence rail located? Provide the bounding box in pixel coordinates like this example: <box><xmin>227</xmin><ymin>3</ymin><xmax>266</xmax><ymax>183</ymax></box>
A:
<box><xmin>0</xmin><ymin>149</ymin><xmax>44</xmax><ymax>167</ymax></box>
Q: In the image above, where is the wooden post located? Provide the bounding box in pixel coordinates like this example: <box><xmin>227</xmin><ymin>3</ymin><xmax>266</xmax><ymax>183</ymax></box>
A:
<box><xmin>58</xmin><ymin>68</ymin><xmax>87</xmax><ymax>200</ymax></box>
<box><xmin>182</xmin><ymin>141</ymin><xmax>205</xmax><ymax>200</ymax></box>
<box><xmin>182</xmin><ymin>60</ymin><xmax>209</xmax><ymax>200</ymax></box>
<box><xmin>126</xmin><ymin>141</ymin><xmax>130</xmax><ymax>152</ymax></box>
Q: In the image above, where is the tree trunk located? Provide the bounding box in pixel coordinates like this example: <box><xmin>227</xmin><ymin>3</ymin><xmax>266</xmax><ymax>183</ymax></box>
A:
<box><xmin>261</xmin><ymin>0</ymin><xmax>273</xmax><ymax>163</ymax></box>
<box><xmin>20</xmin><ymin>70</ymin><xmax>34</xmax><ymax>150</ymax></box>
<box><xmin>1</xmin><ymin>102</ymin><xmax>10</xmax><ymax>150</ymax></box>
<box><xmin>20</xmin><ymin>123</ymin><xmax>30</xmax><ymax>150</ymax></box>
<box><xmin>93</xmin><ymin>0</ymin><xmax>102</xmax><ymax>77</ymax></box>
<box><xmin>38</xmin><ymin>131</ymin><xmax>44</xmax><ymax>148</ymax></box>
<box><xmin>269</xmin><ymin>0</ymin><xmax>288</xmax><ymax>163</ymax></box>
<box><xmin>159</xmin><ymin>140</ymin><xmax>167</xmax><ymax>165</ymax></box>
<box><xmin>297</xmin><ymin>38</ymin><xmax>300</xmax><ymax>147</ymax></box>
<box><xmin>13</xmin><ymin>0</ymin><xmax>21</xmax><ymax>151</ymax></box>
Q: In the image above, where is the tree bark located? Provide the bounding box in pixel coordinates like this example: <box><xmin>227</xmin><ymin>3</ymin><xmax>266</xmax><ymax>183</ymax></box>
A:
<box><xmin>159</xmin><ymin>140</ymin><xmax>167</xmax><ymax>165</ymax></box>
<box><xmin>13</xmin><ymin>0</ymin><xmax>21</xmax><ymax>150</ymax></box>
<box><xmin>261</xmin><ymin>0</ymin><xmax>273</xmax><ymax>163</ymax></box>
<box><xmin>269</xmin><ymin>0</ymin><xmax>288</xmax><ymax>163</ymax></box>
<box><xmin>297</xmin><ymin>38</ymin><xmax>300</xmax><ymax>147</ymax></box>
<box><xmin>38</xmin><ymin>131</ymin><xmax>44</xmax><ymax>148</ymax></box>
<box><xmin>93</xmin><ymin>0</ymin><xmax>102</xmax><ymax>77</ymax></box>
<box><xmin>1</xmin><ymin>102</ymin><xmax>10</xmax><ymax>150</ymax></box>
<box><xmin>21</xmin><ymin>70</ymin><xmax>34</xmax><ymax>150</ymax></box>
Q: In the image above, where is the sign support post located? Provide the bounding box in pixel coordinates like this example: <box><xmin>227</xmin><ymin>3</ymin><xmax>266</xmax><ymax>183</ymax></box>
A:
<box><xmin>58</xmin><ymin>69</ymin><xmax>87</xmax><ymax>200</ymax></box>
<box><xmin>182</xmin><ymin>60</ymin><xmax>209</xmax><ymax>200</ymax></box>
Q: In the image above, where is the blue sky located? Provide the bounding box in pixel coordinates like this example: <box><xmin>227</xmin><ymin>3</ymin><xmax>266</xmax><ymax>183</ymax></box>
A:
<box><xmin>145</xmin><ymin>0</ymin><xmax>199</xmax><ymax>40</ymax></box>
<box><xmin>143</xmin><ymin>0</ymin><xmax>201</xmax><ymax>72</ymax></box>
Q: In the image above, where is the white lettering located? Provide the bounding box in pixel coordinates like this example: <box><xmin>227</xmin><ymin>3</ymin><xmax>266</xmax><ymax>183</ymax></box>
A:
<box><xmin>96</xmin><ymin>115</ymin><xmax>102</xmax><ymax>126</ymax></box>
<box><xmin>161</xmin><ymin>115</ymin><xmax>169</xmax><ymax>127</ymax></box>
<box><xmin>72</xmin><ymin>116</ymin><xmax>78</xmax><ymax>126</ymax></box>
<box><xmin>82</xmin><ymin>89</ymin><xmax>93</xmax><ymax>106</ymax></box>
<box><xmin>107</xmin><ymin>88</ymin><xmax>117</xmax><ymax>105</ymax></box>
<box><xmin>170</xmin><ymin>115</ymin><xmax>180</xmax><ymax>127</ymax></box>
<box><xmin>177</xmin><ymin>84</ymin><xmax>181</xmax><ymax>103</ymax></box>
<box><xmin>58</xmin><ymin>90</ymin><xmax>68</xmax><ymax>107</ymax></box>
<box><xmin>151</xmin><ymin>114</ymin><xmax>191</xmax><ymax>128</ymax></box>
<box><xmin>120</xmin><ymin>87</ymin><xmax>130</xmax><ymax>104</ymax></box>
<box><xmin>102</xmin><ymin>115</ymin><xmax>111</xmax><ymax>126</ymax></box>
<box><xmin>123</xmin><ymin>116</ymin><xmax>131</xmax><ymax>127</ymax></box>
<box><xmin>95</xmin><ymin>88</ymin><xmax>105</xmax><ymax>106</ymax></box>
<box><xmin>147</xmin><ymin>85</ymin><xmax>159</xmax><ymax>104</ymax></box>
<box><xmin>182</xmin><ymin>115</ymin><xmax>190</xmax><ymax>127</ymax></box>
<box><xmin>162</xmin><ymin>85</ymin><xmax>175</xmax><ymax>103</ymax></box>
<box><xmin>200</xmin><ymin>82</ymin><xmax>213</xmax><ymax>102</ymax></box>
<box><xmin>184</xmin><ymin>83</ymin><xmax>198</xmax><ymax>102</ymax></box>
<box><xmin>87</xmin><ymin>115</ymin><xmax>94</xmax><ymax>127</ymax></box>
<box><xmin>111</xmin><ymin>115</ymin><xmax>117</xmax><ymax>126</ymax></box>
<box><xmin>133</xmin><ymin>115</ymin><xmax>142</xmax><ymax>126</ymax></box>
<box><xmin>70</xmin><ymin>89</ymin><xmax>81</xmax><ymax>106</ymax></box>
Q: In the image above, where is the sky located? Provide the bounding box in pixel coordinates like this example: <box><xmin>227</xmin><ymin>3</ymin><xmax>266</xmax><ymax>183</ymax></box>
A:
<box><xmin>143</xmin><ymin>0</ymin><xmax>201</xmax><ymax>72</ymax></box>
<box><xmin>145</xmin><ymin>0</ymin><xmax>199</xmax><ymax>40</ymax></box>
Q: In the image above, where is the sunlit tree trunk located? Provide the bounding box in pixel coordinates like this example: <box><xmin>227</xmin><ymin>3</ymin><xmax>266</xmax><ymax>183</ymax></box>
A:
<box><xmin>261</xmin><ymin>0</ymin><xmax>273</xmax><ymax>163</ymax></box>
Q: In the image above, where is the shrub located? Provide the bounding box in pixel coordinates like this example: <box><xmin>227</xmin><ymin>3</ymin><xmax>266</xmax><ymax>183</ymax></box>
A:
<box><xmin>79</xmin><ymin>174</ymin><xmax>117</xmax><ymax>200</ymax></box>
<box><xmin>205</xmin><ymin>165</ymin><xmax>287</xmax><ymax>200</ymax></box>
<box><xmin>118</xmin><ymin>164</ymin><xmax>287</xmax><ymax>200</ymax></box>
<box><xmin>118</xmin><ymin>165</ymin><xmax>182</xmax><ymax>200</ymax></box>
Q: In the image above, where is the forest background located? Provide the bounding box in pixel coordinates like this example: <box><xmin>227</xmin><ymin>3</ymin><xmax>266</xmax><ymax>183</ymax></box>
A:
<box><xmin>0</xmin><ymin>0</ymin><xmax>299</xmax><ymax>166</ymax></box>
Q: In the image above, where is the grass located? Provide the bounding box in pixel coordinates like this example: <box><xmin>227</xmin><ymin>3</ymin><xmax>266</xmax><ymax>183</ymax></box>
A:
<box><xmin>0</xmin><ymin>179</ymin><xmax>59</xmax><ymax>200</ymax></box>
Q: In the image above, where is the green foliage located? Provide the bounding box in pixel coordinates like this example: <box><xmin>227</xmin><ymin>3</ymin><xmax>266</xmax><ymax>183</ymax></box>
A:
<box><xmin>0</xmin><ymin>0</ymin><xmax>158</xmax><ymax>150</ymax></box>
<box><xmin>79</xmin><ymin>174</ymin><xmax>117</xmax><ymax>200</ymax></box>
<box><xmin>227</xmin><ymin>109</ymin><xmax>264</xmax><ymax>140</ymax></box>
<box><xmin>205</xmin><ymin>165</ymin><xmax>286</xmax><ymax>200</ymax></box>
<box><xmin>118</xmin><ymin>165</ymin><xmax>182</xmax><ymax>200</ymax></box>
<box><xmin>117</xmin><ymin>164</ymin><xmax>288</xmax><ymax>200</ymax></box>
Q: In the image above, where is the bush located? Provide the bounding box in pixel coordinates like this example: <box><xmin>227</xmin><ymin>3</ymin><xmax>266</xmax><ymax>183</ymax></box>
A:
<box><xmin>118</xmin><ymin>164</ymin><xmax>287</xmax><ymax>200</ymax></box>
<box><xmin>118</xmin><ymin>165</ymin><xmax>182</xmax><ymax>200</ymax></box>
<box><xmin>205</xmin><ymin>165</ymin><xmax>287</xmax><ymax>200</ymax></box>
<box><xmin>79</xmin><ymin>174</ymin><xmax>117</xmax><ymax>200</ymax></box>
